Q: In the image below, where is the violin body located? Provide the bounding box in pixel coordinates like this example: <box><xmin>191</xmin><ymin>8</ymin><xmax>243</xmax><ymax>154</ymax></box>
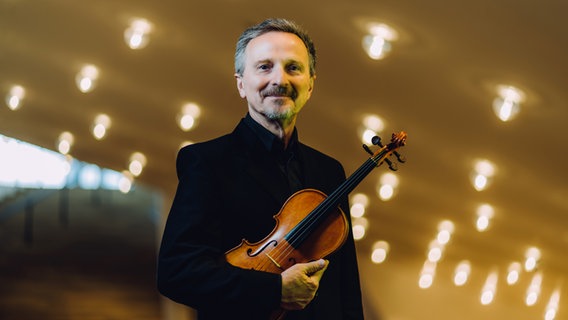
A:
<box><xmin>225</xmin><ymin>188</ymin><xmax>348</xmax><ymax>274</ymax></box>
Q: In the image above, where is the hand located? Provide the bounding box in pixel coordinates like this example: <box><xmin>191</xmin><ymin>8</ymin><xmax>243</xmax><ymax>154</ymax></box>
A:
<box><xmin>280</xmin><ymin>259</ymin><xmax>329</xmax><ymax>310</ymax></box>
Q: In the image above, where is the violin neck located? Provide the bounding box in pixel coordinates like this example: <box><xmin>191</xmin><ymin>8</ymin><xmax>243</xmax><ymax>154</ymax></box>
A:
<box><xmin>284</xmin><ymin>156</ymin><xmax>380</xmax><ymax>247</ymax></box>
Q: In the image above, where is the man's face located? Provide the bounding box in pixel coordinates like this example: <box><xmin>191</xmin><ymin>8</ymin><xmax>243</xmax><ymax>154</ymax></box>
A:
<box><xmin>235</xmin><ymin>31</ymin><xmax>315</xmax><ymax>124</ymax></box>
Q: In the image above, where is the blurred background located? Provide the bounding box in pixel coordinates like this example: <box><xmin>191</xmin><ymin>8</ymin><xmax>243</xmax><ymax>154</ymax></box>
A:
<box><xmin>1</xmin><ymin>0</ymin><xmax>567</xmax><ymax>319</ymax></box>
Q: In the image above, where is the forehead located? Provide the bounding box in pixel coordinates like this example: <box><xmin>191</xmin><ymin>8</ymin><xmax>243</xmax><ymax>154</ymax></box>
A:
<box><xmin>245</xmin><ymin>31</ymin><xmax>309</xmax><ymax>63</ymax></box>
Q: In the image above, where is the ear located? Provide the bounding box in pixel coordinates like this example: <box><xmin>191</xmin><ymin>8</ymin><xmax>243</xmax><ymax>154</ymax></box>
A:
<box><xmin>234</xmin><ymin>73</ymin><xmax>246</xmax><ymax>98</ymax></box>
<box><xmin>307</xmin><ymin>74</ymin><xmax>316</xmax><ymax>98</ymax></box>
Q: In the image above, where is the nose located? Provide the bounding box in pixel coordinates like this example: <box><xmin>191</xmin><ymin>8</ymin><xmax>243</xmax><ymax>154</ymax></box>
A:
<box><xmin>270</xmin><ymin>65</ymin><xmax>288</xmax><ymax>86</ymax></box>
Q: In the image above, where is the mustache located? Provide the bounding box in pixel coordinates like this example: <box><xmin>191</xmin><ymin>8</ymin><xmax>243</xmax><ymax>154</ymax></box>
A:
<box><xmin>261</xmin><ymin>85</ymin><xmax>297</xmax><ymax>100</ymax></box>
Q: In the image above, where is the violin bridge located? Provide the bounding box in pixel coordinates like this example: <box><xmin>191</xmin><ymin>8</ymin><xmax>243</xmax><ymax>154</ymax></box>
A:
<box><xmin>265</xmin><ymin>253</ymin><xmax>283</xmax><ymax>270</ymax></box>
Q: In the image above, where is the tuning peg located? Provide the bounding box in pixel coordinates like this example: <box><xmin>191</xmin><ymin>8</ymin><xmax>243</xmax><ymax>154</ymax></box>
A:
<box><xmin>371</xmin><ymin>136</ymin><xmax>382</xmax><ymax>146</ymax></box>
<box><xmin>394</xmin><ymin>152</ymin><xmax>406</xmax><ymax>163</ymax></box>
<box><xmin>362</xmin><ymin>144</ymin><xmax>374</xmax><ymax>156</ymax></box>
<box><xmin>372</xmin><ymin>135</ymin><xmax>406</xmax><ymax>163</ymax></box>
<box><xmin>385</xmin><ymin>158</ymin><xmax>398</xmax><ymax>171</ymax></box>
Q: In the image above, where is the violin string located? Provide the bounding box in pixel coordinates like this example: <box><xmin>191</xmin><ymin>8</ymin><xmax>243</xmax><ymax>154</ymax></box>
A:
<box><xmin>274</xmin><ymin>152</ymin><xmax>383</xmax><ymax>263</ymax></box>
<box><xmin>275</xmin><ymin>159</ymin><xmax>375</xmax><ymax>262</ymax></box>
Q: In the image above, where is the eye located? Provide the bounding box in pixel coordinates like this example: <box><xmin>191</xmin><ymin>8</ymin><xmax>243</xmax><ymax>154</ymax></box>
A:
<box><xmin>287</xmin><ymin>64</ymin><xmax>302</xmax><ymax>72</ymax></box>
<box><xmin>257</xmin><ymin>63</ymin><xmax>272</xmax><ymax>71</ymax></box>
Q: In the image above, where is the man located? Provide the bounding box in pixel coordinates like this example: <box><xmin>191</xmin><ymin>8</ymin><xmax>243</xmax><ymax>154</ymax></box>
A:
<box><xmin>157</xmin><ymin>18</ymin><xmax>364</xmax><ymax>319</ymax></box>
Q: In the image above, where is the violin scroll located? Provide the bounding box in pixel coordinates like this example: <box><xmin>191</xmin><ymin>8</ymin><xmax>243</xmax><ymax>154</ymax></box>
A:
<box><xmin>363</xmin><ymin>131</ymin><xmax>407</xmax><ymax>171</ymax></box>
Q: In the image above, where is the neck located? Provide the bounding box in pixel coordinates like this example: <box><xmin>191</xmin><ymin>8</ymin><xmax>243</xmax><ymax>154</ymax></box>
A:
<box><xmin>249</xmin><ymin>112</ymin><xmax>296</xmax><ymax>148</ymax></box>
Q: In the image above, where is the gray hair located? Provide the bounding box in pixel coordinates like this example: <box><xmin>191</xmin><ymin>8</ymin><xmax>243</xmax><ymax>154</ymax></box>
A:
<box><xmin>234</xmin><ymin>18</ymin><xmax>317</xmax><ymax>77</ymax></box>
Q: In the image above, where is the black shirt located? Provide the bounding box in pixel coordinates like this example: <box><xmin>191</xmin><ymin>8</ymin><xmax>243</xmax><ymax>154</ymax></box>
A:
<box><xmin>243</xmin><ymin>113</ymin><xmax>304</xmax><ymax>193</ymax></box>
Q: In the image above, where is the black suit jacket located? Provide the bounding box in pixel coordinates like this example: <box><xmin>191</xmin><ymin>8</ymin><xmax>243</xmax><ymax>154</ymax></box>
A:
<box><xmin>157</xmin><ymin>118</ymin><xmax>364</xmax><ymax>319</ymax></box>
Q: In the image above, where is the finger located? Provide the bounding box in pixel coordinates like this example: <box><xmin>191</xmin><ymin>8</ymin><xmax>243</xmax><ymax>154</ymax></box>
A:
<box><xmin>305</xmin><ymin>259</ymin><xmax>328</xmax><ymax>276</ymax></box>
<box><xmin>310</xmin><ymin>261</ymin><xmax>328</xmax><ymax>282</ymax></box>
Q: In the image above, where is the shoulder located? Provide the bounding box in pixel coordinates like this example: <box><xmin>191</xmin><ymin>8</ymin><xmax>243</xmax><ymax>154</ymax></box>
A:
<box><xmin>175</xmin><ymin>133</ymin><xmax>237</xmax><ymax>177</ymax></box>
<box><xmin>299</xmin><ymin>142</ymin><xmax>344</xmax><ymax>170</ymax></box>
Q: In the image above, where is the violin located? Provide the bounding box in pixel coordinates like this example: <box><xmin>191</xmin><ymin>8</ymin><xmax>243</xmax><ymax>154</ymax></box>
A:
<box><xmin>225</xmin><ymin>132</ymin><xmax>407</xmax><ymax>319</ymax></box>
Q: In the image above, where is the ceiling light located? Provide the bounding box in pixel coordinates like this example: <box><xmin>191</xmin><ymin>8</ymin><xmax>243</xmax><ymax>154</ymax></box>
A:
<box><xmin>92</xmin><ymin>114</ymin><xmax>111</xmax><ymax>140</ymax></box>
<box><xmin>359</xmin><ymin>114</ymin><xmax>386</xmax><ymax>144</ymax></box>
<box><xmin>492</xmin><ymin>85</ymin><xmax>525</xmax><ymax>122</ymax></box>
<box><xmin>545</xmin><ymin>289</ymin><xmax>561</xmax><ymax>320</ymax></box>
<box><xmin>480</xmin><ymin>270</ymin><xmax>498</xmax><ymax>305</ymax></box>
<box><xmin>506</xmin><ymin>262</ymin><xmax>522</xmax><ymax>285</ymax></box>
<box><xmin>525</xmin><ymin>272</ymin><xmax>543</xmax><ymax>306</ymax></box>
<box><xmin>418</xmin><ymin>260</ymin><xmax>437</xmax><ymax>289</ymax></box>
<box><xmin>362</xmin><ymin>23</ymin><xmax>398</xmax><ymax>60</ymax></box>
<box><xmin>177</xmin><ymin>102</ymin><xmax>202</xmax><ymax>131</ymax></box>
<box><xmin>352</xmin><ymin>217</ymin><xmax>368</xmax><ymax>240</ymax></box>
<box><xmin>371</xmin><ymin>240</ymin><xmax>390</xmax><ymax>264</ymax></box>
<box><xmin>124</xmin><ymin>18</ymin><xmax>152</xmax><ymax>50</ymax></box>
<box><xmin>5</xmin><ymin>85</ymin><xmax>25</xmax><ymax>110</ymax></box>
<box><xmin>377</xmin><ymin>172</ymin><xmax>399</xmax><ymax>201</ymax></box>
<box><xmin>524</xmin><ymin>246</ymin><xmax>541</xmax><ymax>272</ymax></box>
<box><xmin>350</xmin><ymin>193</ymin><xmax>369</xmax><ymax>218</ymax></box>
<box><xmin>129</xmin><ymin>152</ymin><xmax>147</xmax><ymax>177</ymax></box>
<box><xmin>476</xmin><ymin>204</ymin><xmax>494</xmax><ymax>232</ymax></box>
<box><xmin>119</xmin><ymin>170</ymin><xmax>133</xmax><ymax>193</ymax></box>
<box><xmin>471</xmin><ymin>159</ymin><xmax>496</xmax><ymax>191</ymax></box>
<box><xmin>427</xmin><ymin>240</ymin><xmax>444</xmax><ymax>262</ymax></box>
<box><xmin>75</xmin><ymin>64</ymin><xmax>99</xmax><ymax>93</ymax></box>
<box><xmin>453</xmin><ymin>260</ymin><xmax>471</xmax><ymax>286</ymax></box>
<box><xmin>57</xmin><ymin>131</ymin><xmax>74</xmax><ymax>155</ymax></box>
<box><xmin>437</xmin><ymin>220</ymin><xmax>455</xmax><ymax>244</ymax></box>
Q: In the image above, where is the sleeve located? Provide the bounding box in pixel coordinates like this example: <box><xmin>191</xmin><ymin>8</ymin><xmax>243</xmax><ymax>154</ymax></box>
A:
<box><xmin>156</xmin><ymin>146</ymin><xmax>282</xmax><ymax>314</ymax></box>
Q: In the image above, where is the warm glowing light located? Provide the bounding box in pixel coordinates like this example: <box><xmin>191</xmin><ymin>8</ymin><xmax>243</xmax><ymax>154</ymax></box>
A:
<box><xmin>92</xmin><ymin>114</ymin><xmax>111</xmax><ymax>140</ymax></box>
<box><xmin>525</xmin><ymin>272</ymin><xmax>543</xmax><ymax>306</ymax></box>
<box><xmin>378</xmin><ymin>184</ymin><xmax>393</xmax><ymax>200</ymax></box>
<box><xmin>380</xmin><ymin>172</ymin><xmax>399</xmax><ymax>187</ymax></box>
<box><xmin>427</xmin><ymin>240</ymin><xmax>444</xmax><ymax>262</ymax></box>
<box><xmin>76</xmin><ymin>64</ymin><xmax>99</xmax><ymax>93</ymax></box>
<box><xmin>362</xmin><ymin>23</ymin><xmax>398</xmax><ymax>60</ymax></box>
<box><xmin>363</xmin><ymin>114</ymin><xmax>385</xmax><ymax>132</ymax></box>
<box><xmin>471</xmin><ymin>159</ymin><xmax>496</xmax><ymax>191</ymax></box>
<box><xmin>438</xmin><ymin>220</ymin><xmax>455</xmax><ymax>232</ymax></box>
<box><xmin>129</xmin><ymin>152</ymin><xmax>147</xmax><ymax>177</ymax></box>
<box><xmin>350</xmin><ymin>203</ymin><xmax>365</xmax><ymax>218</ymax></box>
<box><xmin>454</xmin><ymin>261</ymin><xmax>471</xmax><ymax>286</ymax></box>
<box><xmin>129</xmin><ymin>160</ymin><xmax>143</xmax><ymax>176</ymax></box>
<box><xmin>178</xmin><ymin>102</ymin><xmax>201</xmax><ymax>131</ymax></box>
<box><xmin>119</xmin><ymin>171</ymin><xmax>133</xmax><ymax>193</ymax></box>
<box><xmin>371</xmin><ymin>241</ymin><xmax>390</xmax><ymax>264</ymax></box>
<box><xmin>480</xmin><ymin>270</ymin><xmax>499</xmax><ymax>305</ymax></box>
<box><xmin>476</xmin><ymin>204</ymin><xmax>495</xmax><ymax>232</ymax></box>
<box><xmin>493</xmin><ymin>85</ymin><xmax>525</xmax><ymax>122</ymax></box>
<box><xmin>57</xmin><ymin>131</ymin><xmax>74</xmax><ymax>155</ymax></box>
<box><xmin>352</xmin><ymin>217</ymin><xmax>368</xmax><ymax>241</ymax></box>
<box><xmin>377</xmin><ymin>172</ymin><xmax>399</xmax><ymax>201</ymax></box>
<box><xmin>419</xmin><ymin>261</ymin><xmax>437</xmax><ymax>289</ymax></box>
<box><xmin>524</xmin><ymin>246</ymin><xmax>541</xmax><ymax>272</ymax></box>
<box><xmin>507</xmin><ymin>262</ymin><xmax>522</xmax><ymax>285</ymax></box>
<box><xmin>545</xmin><ymin>289</ymin><xmax>561</xmax><ymax>320</ymax></box>
<box><xmin>124</xmin><ymin>18</ymin><xmax>153</xmax><ymax>49</ymax></box>
<box><xmin>6</xmin><ymin>85</ymin><xmax>26</xmax><ymax>110</ymax></box>
<box><xmin>362</xmin><ymin>129</ymin><xmax>378</xmax><ymax>145</ymax></box>
<box><xmin>475</xmin><ymin>160</ymin><xmax>496</xmax><ymax>176</ymax></box>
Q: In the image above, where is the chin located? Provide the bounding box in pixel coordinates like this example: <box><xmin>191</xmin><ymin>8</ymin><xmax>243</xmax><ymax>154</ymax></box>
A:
<box><xmin>265</xmin><ymin>108</ymin><xmax>295</xmax><ymax>121</ymax></box>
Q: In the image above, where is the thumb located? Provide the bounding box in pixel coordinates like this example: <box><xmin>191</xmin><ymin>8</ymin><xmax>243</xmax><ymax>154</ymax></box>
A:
<box><xmin>305</xmin><ymin>259</ymin><xmax>328</xmax><ymax>276</ymax></box>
